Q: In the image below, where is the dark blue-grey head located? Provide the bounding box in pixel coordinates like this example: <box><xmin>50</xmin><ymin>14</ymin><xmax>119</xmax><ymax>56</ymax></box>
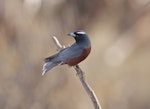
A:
<box><xmin>68</xmin><ymin>30</ymin><xmax>91</xmax><ymax>48</ymax></box>
<box><xmin>68</xmin><ymin>30</ymin><xmax>87</xmax><ymax>37</ymax></box>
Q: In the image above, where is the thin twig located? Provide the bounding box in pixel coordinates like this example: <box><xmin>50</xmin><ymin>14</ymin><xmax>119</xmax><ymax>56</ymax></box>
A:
<box><xmin>52</xmin><ymin>36</ymin><xmax>102</xmax><ymax>109</ymax></box>
<box><xmin>52</xmin><ymin>36</ymin><xmax>65</xmax><ymax>50</ymax></box>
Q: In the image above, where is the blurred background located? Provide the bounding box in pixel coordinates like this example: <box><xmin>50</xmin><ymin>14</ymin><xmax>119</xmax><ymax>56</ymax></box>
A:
<box><xmin>0</xmin><ymin>0</ymin><xmax>150</xmax><ymax>109</ymax></box>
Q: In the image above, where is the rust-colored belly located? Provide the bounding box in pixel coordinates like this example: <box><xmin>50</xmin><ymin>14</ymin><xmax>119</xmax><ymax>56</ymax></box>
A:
<box><xmin>65</xmin><ymin>47</ymin><xmax>91</xmax><ymax>66</ymax></box>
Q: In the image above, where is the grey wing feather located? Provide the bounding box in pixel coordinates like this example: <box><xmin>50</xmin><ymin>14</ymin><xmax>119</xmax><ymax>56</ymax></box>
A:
<box><xmin>42</xmin><ymin>44</ymin><xmax>82</xmax><ymax>75</ymax></box>
<box><xmin>58</xmin><ymin>44</ymin><xmax>82</xmax><ymax>62</ymax></box>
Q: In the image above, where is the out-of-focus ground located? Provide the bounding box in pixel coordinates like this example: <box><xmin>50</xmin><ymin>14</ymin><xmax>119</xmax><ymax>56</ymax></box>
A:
<box><xmin>0</xmin><ymin>0</ymin><xmax>150</xmax><ymax>109</ymax></box>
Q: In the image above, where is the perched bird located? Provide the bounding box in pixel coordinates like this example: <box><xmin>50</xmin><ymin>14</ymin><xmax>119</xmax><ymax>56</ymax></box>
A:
<box><xmin>42</xmin><ymin>30</ymin><xmax>91</xmax><ymax>75</ymax></box>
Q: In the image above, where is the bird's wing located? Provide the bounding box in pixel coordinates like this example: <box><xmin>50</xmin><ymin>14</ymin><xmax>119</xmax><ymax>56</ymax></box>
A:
<box><xmin>58</xmin><ymin>44</ymin><xmax>83</xmax><ymax>62</ymax></box>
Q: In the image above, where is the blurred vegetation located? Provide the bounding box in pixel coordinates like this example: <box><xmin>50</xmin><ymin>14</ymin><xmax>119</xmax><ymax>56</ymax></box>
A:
<box><xmin>0</xmin><ymin>0</ymin><xmax>150</xmax><ymax>109</ymax></box>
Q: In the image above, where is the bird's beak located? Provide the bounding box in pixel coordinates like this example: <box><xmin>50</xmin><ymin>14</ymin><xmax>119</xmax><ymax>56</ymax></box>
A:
<box><xmin>68</xmin><ymin>33</ymin><xmax>76</xmax><ymax>37</ymax></box>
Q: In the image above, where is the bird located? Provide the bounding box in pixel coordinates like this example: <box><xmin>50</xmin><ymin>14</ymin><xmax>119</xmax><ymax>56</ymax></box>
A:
<box><xmin>42</xmin><ymin>30</ymin><xmax>91</xmax><ymax>75</ymax></box>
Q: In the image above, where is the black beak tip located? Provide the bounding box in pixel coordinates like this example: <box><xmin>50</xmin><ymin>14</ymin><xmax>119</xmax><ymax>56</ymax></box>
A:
<box><xmin>67</xmin><ymin>33</ymin><xmax>76</xmax><ymax>37</ymax></box>
<box><xmin>67</xmin><ymin>33</ymin><xmax>71</xmax><ymax>36</ymax></box>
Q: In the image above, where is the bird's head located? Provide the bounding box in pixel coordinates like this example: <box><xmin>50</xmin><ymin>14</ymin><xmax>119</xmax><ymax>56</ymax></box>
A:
<box><xmin>68</xmin><ymin>30</ymin><xmax>91</xmax><ymax>48</ymax></box>
<box><xmin>68</xmin><ymin>30</ymin><xmax>89</xmax><ymax>41</ymax></box>
<box><xmin>68</xmin><ymin>30</ymin><xmax>87</xmax><ymax>37</ymax></box>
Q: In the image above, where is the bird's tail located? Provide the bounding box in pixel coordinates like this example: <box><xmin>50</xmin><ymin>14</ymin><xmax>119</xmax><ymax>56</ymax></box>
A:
<box><xmin>42</xmin><ymin>54</ymin><xmax>60</xmax><ymax>75</ymax></box>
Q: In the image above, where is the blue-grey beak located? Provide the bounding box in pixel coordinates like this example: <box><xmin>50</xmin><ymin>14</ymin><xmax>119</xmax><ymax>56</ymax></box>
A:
<box><xmin>68</xmin><ymin>33</ymin><xmax>76</xmax><ymax>37</ymax></box>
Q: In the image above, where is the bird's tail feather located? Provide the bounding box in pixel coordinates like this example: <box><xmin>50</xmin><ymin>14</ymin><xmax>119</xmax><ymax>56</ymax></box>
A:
<box><xmin>42</xmin><ymin>62</ymin><xmax>60</xmax><ymax>76</ymax></box>
<box><xmin>44</xmin><ymin>54</ymin><xmax>58</xmax><ymax>62</ymax></box>
<box><xmin>42</xmin><ymin>53</ymin><xmax>60</xmax><ymax>75</ymax></box>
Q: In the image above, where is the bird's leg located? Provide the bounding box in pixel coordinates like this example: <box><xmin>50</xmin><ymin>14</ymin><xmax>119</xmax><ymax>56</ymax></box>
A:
<box><xmin>73</xmin><ymin>66</ymin><xmax>78</xmax><ymax>76</ymax></box>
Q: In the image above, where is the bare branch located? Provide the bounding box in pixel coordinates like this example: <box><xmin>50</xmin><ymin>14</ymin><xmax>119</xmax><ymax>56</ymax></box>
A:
<box><xmin>74</xmin><ymin>65</ymin><xmax>102</xmax><ymax>109</ymax></box>
<box><xmin>52</xmin><ymin>36</ymin><xmax>102</xmax><ymax>109</ymax></box>
<box><xmin>52</xmin><ymin>36</ymin><xmax>65</xmax><ymax>50</ymax></box>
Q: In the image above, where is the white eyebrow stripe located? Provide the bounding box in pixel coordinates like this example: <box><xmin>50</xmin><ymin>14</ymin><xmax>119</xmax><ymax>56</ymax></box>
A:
<box><xmin>76</xmin><ymin>31</ymin><xmax>86</xmax><ymax>34</ymax></box>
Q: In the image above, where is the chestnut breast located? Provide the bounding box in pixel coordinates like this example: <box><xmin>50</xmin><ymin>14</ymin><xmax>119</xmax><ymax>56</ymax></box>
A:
<box><xmin>64</xmin><ymin>47</ymin><xmax>91</xmax><ymax>66</ymax></box>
